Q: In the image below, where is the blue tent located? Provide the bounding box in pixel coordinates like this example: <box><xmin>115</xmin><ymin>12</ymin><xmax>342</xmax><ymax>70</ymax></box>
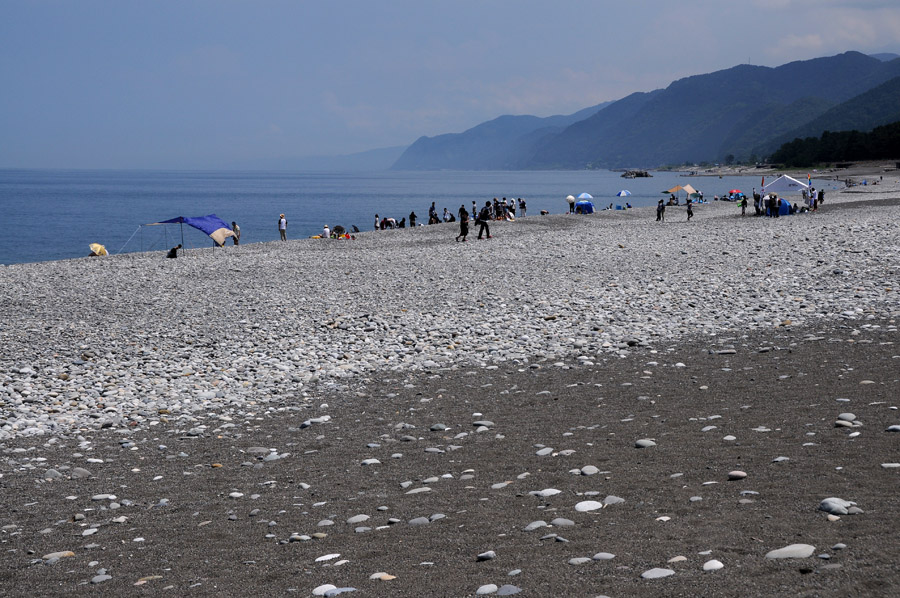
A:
<box><xmin>148</xmin><ymin>214</ymin><xmax>235</xmax><ymax>247</ymax></box>
<box><xmin>574</xmin><ymin>200</ymin><xmax>594</xmax><ymax>214</ymax></box>
<box><xmin>778</xmin><ymin>198</ymin><xmax>792</xmax><ymax>216</ymax></box>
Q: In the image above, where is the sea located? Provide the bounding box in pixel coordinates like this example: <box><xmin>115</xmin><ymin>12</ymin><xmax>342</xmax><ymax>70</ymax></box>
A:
<box><xmin>0</xmin><ymin>169</ymin><xmax>837</xmax><ymax>265</ymax></box>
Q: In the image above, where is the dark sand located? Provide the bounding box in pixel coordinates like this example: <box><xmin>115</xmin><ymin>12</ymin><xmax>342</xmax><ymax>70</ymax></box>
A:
<box><xmin>1</xmin><ymin>320</ymin><xmax>898</xmax><ymax>597</ymax></box>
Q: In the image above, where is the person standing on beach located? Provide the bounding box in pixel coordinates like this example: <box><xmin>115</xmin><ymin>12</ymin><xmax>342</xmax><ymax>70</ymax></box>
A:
<box><xmin>456</xmin><ymin>207</ymin><xmax>470</xmax><ymax>242</ymax></box>
<box><xmin>231</xmin><ymin>221</ymin><xmax>241</xmax><ymax>245</ymax></box>
<box><xmin>656</xmin><ymin>199</ymin><xmax>665</xmax><ymax>222</ymax></box>
<box><xmin>686</xmin><ymin>199</ymin><xmax>693</xmax><ymax>221</ymax></box>
<box><xmin>476</xmin><ymin>201</ymin><xmax>492</xmax><ymax>239</ymax></box>
<box><xmin>567</xmin><ymin>194</ymin><xmax>575</xmax><ymax>213</ymax></box>
<box><xmin>740</xmin><ymin>196</ymin><xmax>747</xmax><ymax>217</ymax></box>
<box><xmin>409</xmin><ymin>211</ymin><xmax>416</xmax><ymax>227</ymax></box>
<box><xmin>519</xmin><ymin>198</ymin><xmax>526</xmax><ymax>217</ymax></box>
<box><xmin>278</xmin><ymin>214</ymin><xmax>287</xmax><ymax>241</ymax></box>
<box><xmin>374</xmin><ymin>214</ymin><xmax>379</xmax><ymax>230</ymax></box>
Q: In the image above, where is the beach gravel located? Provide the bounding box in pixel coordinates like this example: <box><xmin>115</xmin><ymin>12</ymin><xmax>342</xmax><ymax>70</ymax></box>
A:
<box><xmin>0</xmin><ymin>178</ymin><xmax>899</xmax><ymax>596</ymax></box>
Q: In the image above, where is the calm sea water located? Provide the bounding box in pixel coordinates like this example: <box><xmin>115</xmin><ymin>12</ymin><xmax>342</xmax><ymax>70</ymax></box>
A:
<box><xmin>0</xmin><ymin>169</ymin><xmax>834</xmax><ymax>265</ymax></box>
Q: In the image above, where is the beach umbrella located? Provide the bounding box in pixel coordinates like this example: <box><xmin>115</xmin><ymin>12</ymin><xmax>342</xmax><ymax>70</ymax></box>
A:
<box><xmin>88</xmin><ymin>243</ymin><xmax>108</xmax><ymax>256</ymax></box>
<box><xmin>577</xmin><ymin>192</ymin><xmax>593</xmax><ymax>200</ymax></box>
<box><xmin>616</xmin><ymin>190</ymin><xmax>632</xmax><ymax>196</ymax></box>
<box><xmin>729</xmin><ymin>189</ymin><xmax>742</xmax><ymax>194</ymax></box>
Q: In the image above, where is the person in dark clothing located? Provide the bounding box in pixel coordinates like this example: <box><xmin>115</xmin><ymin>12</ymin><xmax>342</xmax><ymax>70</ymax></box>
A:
<box><xmin>476</xmin><ymin>201</ymin><xmax>492</xmax><ymax>239</ymax></box>
<box><xmin>740</xmin><ymin>196</ymin><xmax>747</xmax><ymax>216</ymax></box>
<box><xmin>231</xmin><ymin>221</ymin><xmax>240</xmax><ymax>245</ymax></box>
<box><xmin>456</xmin><ymin>208</ymin><xmax>469</xmax><ymax>242</ymax></box>
<box><xmin>686</xmin><ymin>199</ymin><xmax>693</xmax><ymax>221</ymax></box>
<box><xmin>409</xmin><ymin>211</ymin><xmax>417</xmax><ymax>227</ymax></box>
<box><xmin>656</xmin><ymin>199</ymin><xmax>665</xmax><ymax>222</ymax></box>
<box><xmin>166</xmin><ymin>244</ymin><xmax>182</xmax><ymax>258</ymax></box>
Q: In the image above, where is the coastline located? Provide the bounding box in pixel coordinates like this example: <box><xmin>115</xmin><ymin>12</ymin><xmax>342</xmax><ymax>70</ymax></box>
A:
<box><xmin>1</xmin><ymin>178</ymin><xmax>899</xmax><ymax>595</ymax></box>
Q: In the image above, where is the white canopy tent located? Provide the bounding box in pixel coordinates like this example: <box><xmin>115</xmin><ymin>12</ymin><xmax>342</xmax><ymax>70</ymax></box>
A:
<box><xmin>762</xmin><ymin>175</ymin><xmax>808</xmax><ymax>196</ymax></box>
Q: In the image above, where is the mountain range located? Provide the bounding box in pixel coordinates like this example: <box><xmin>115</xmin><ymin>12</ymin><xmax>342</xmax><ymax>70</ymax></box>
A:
<box><xmin>390</xmin><ymin>51</ymin><xmax>900</xmax><ymax>170</ymax></box>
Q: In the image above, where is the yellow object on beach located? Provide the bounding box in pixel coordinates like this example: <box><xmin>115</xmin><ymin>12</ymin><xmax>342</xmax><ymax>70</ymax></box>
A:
<box><xmin>89</xmin><ymin>243</ymin><xmax>108</xmax><ymax>256</ymax></box>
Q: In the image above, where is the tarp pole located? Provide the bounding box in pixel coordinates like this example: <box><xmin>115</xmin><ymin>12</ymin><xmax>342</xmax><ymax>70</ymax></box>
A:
<box><xmin>115</xmin><ymin>226</ymin><xmax>142</xmax><ymax>255</ymax></box>
<box><xmin>180</xmin><ymin>222</ymin><xmax>184</xmax><ymax>254</ymax></box>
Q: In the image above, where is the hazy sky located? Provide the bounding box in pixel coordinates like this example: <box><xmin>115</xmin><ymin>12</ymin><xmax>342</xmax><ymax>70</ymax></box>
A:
<box><xmin>2</xmin><ymin>0</ymin><xmax>900</xmax><ymax>169</ymax></box>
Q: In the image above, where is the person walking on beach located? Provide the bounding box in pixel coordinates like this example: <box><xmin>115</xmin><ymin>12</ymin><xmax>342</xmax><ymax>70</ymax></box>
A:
<box><xmin>278</xmin><ymin>214</ymin><xmax>287</xmax><ymax>241</ymax></box>
<box><xmin>456</xmin><ymin>207</ymin><xmax>470</xmax><ymax>242</ymax></box>
<box><xmin>476</xmin><ymin>201</ymin><xmax>493</xmax><ymax>239</ymax></box>
<box><xmin>231</xmin><ymin>221</ymin><xmax>241</xmax><ymax>245</ymax></box>
<box><xmin>686</xmin><ymin>199</ymin><xmax>693</xmax><ymax>221</ymax></box>
<box><xmin>656</xmin><ymin>199</ymin><xmax>665</xmax><ymax>222</ymax></box>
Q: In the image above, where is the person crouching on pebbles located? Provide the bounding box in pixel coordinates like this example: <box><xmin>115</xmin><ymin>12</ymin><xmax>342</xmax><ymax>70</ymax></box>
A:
<box><xmin>456</xmin><ymin>207</ymin><xmax>470</xmax><ymax>242</ymax></box>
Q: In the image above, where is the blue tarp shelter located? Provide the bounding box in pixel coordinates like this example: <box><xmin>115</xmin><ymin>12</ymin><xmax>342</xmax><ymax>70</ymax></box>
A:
<box><xmin>147</xmin><ymin>214</ymin><xmax>235</xmax><ymax>247</ymax></box>
<box><xmin>575</xmin><ymin>200</ymin><xmax>594</xmax><ymax>214</ymax></box>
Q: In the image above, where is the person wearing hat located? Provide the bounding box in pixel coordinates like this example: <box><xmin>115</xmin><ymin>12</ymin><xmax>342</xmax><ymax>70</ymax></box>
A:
<box><xmin>323</xmin><ymin>224</ymin><xmax>330</xmax><ymax>238</ymax></box>
<box><xmin>278</xmin><ymin>214</ymin><xmax>287</xmax><ymax>241</ymax></box>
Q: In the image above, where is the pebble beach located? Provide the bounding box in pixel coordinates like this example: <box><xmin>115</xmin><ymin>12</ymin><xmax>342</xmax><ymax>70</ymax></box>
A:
<box><xmin>1</xmin><ymin>179</ymin><xmax>899</xmax><ymax>596</ymax></box>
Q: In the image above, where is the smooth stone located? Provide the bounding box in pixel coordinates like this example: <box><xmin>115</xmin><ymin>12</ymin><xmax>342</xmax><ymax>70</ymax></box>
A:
<box><xmin>535</xmin><ymin>447</ymin><xmax>553</xmax><ymax>456</ymax></box>
<box><xmin>593</xmin><ymin>552</ymin><xmax>615</xmax><ymax>560</ymax></box>
<box><xmin>477</xmin><ymin>550</ymin><xmax>496</xmax><ymax>561</ymax></box>
<box><xmin>667</xmin><ymin>555</ymin><xmax>687</xmax><ymax>563</ymax></box>
<box><xmin>550</xmin><ymin>518</ymin><xmax>575</xmax><ymax>527</ymax></box>
<box><xmin>635</xmin><ymin>439</ymin><xmax>656</xmax><ymax>448</ymax></box>
<box><xmin>496</xmin><ymin>586</ymin><xmax>522</xmax><ymax>596</ymax></box>
<box><xmin>574</xmin><ymin>500</ymin><xmax>603</xmax><ymax>512</ymax></box>
<box><xmin>837</xmin><ymin>413</ymin><xmax>856</xmax><ymax>421</ymax></box>
<box><xmin>408</xmin><ymin>517</ymin><xmax>430</xmax><ymax>526</ymax></box>
<box><xmin>43</xmin><ymin>551</ymin><xmax>74</xmax><ymax>560</ymax></box>
<box><xmin>531</xmin><ymin>488</ymin><xmax>561</xmax><ymax>498</ymax></box>
<box><xmin>819</xmin><ymin>497</ymin><xmax>854</xmax><ymax>515</ymax></box>
<box><xmin>703</xmin><ymin>559</ymin><xmax>724</xmax><ymax>571</ymax></box>
<box><xmin>91</xmin><ymin>574</ymin><xmax>112</xmax><ymax>584</ymax></box>
<box><xmin>312</xmin><ymin>585</ymin><xmax>337</xmax><ymax>596</ymax></box>
<box><xmin>603</xmin><ymin>495</ymin><xmax>625</xmax><ymax>505</ymax></box>
<box><xmin>569</xmin><ymin>557</ymin><xmax>592</xmax><ymax>565</ymax></box>
<box><xmin>524</xmin><ymin>520</ymin><xmax>548</xmax><ymax>532</ymax></box>
<box><xmin>346</xmin><ymin>514</ymin><xmax>369</xmax><ymax>524</ymax></box>
<box><xmin>581</xmin><ymin>465</ymin><xmax>600</xmax><ymax>475</ymax></box>
<box><xmin>641</xmin><ymin>567</ymin><xmax>675</xmax><ymax>579</ymax></box>
<box><xmin>765</xmin><ymin>544</ymin><xmax>816</xmax><ymax>559</ymax></box>
<box><xmin>476</xmin><ymin>584</ymin><xmax>498</xmax><ymax>595</ymax></box>
<box><xmin>727</xmin><ymin>470</ymin><xmax>747</xmax><ymax>480</ymax></box>
<box><xmin>324</xmin><ymin>589</ymin><xmax>357</xmax><ymax>596</ymax></box>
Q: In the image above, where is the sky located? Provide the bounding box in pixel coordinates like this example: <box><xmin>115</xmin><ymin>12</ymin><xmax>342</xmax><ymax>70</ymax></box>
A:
<box><xmin>2</xmin><ymin>0</ymin><xmax>900</xmax><ymax>169</ymax></box>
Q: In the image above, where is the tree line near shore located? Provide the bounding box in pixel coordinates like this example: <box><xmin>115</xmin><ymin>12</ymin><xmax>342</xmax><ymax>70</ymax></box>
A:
<box><xmin>771</xmin><ymin>120</ymin><xmax>900</xmax><ymax>167</ymax></box>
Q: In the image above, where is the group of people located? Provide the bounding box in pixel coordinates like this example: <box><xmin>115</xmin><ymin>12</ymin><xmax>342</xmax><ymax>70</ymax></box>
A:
<box><xmin>370</xmin><ymin>197</ymin><xmax>529</xmax><ymax>240</ymax></box>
